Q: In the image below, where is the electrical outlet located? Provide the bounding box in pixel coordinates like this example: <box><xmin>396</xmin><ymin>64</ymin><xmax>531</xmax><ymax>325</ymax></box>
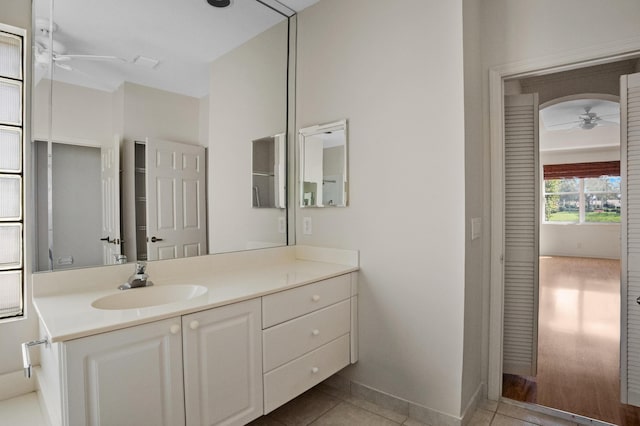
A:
<box><xmin>278</xmin><ymin>217</ymin><xmax>286</xmax><ymax>234</ymax></box>
<box><xmin>303</xmin><ymin>217</ymin><xmax>312</xmax><ymax>235</ymax></box>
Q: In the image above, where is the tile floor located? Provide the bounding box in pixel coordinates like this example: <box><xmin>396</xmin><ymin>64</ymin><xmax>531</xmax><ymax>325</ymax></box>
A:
<box><xmin>0</xmin><ymin>384</ymin><xmax>590</xmax><ymax>426</ymax></box>
<box><xmin>250</xmin><ymin>383</ymin><xmax>586</xmax><ymax>426</ymax></box>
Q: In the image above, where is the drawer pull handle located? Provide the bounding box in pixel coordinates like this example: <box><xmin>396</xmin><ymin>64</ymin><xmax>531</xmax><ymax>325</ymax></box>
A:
<box><xmin>311</xmin><ymin>367</ymin><xmax>319</xmax><ymax>374</ymax></box>
<box><xmin>170</xmin><ymin>324</ymin><xmax>180</xmax><ymax>335</ymax></box>
<box><xmin>312</xmin><ymin>295</ymin><xmax>320</xmax><ymax>302</ymax></box>
<box><xmin>190</xmin><ymin>320</ymin><xmax>200</xmax><ymax>330</ymax></box>
<box><xmin>312</xmin><ymin>329</ymin><xmax>320</xmax><ymax>336</ymax></box>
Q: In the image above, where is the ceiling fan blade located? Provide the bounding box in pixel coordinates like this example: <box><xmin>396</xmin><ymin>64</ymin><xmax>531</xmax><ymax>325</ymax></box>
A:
<box><xmin>546</xmin><ymin>120</ymin><xmax>581</xmax><ymax>128</ymax></box>
<box><xmin>58</xmin><ymin>54</ymin><xmax>127</xmax><ymax>62</ymax></box>
<box><xmin>55</xmin><ymin>62</ymin><xmax>72</xmax><ymax>71</ymax></box>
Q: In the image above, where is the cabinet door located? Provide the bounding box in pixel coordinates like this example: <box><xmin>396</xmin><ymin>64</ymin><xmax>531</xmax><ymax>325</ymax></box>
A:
<box><xmin>63</xmin><ymin>318</ymin><xmax>185</xmax><ymax>426</ymax></box>
<box><xmin>182</xmin><ymin>299</ymin><xmax>263</xmax><ymax>426</ymax></box>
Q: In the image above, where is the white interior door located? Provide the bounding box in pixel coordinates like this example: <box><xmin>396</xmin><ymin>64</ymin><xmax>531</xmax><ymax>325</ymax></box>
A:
<box><xmin>146</xmin><ymin>139</ymin><xmax>206</xmax><ymax>261</ymax></box>
<box><xmin>100</xmin><ymin>137</ymin><xmax>121</xmax><ymax>265</ymax></box>
<box><xmin>503</xmin><ymin>93</ymin><xmax>539</xmax><ymax>377</ymax></box>
<box><xmin>621</xmin><ymin>71</ymin><xmax>640</xmax><ymax>407</ymax></box>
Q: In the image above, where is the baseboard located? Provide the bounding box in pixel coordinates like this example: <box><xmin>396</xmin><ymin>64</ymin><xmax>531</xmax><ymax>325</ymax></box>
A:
<box><xmin>325</xmin><ymin>375</ymin><xmax>466</xmax><ymax>426</ymax></box>
<box><xmin>460</xmin><ymin>382</ymin><xmax>485</xmax><ymax>426</ymax></box>
<box><xmin>0</xmin><ymin>369</ymin><xmax>36</xmax><ymax>402</ymax></box>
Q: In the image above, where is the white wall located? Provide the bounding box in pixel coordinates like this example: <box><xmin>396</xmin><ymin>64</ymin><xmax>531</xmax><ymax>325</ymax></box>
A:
<box><xmin>121</xmin><ymin>82</ymin><xmax>201</xmax><ymax>145</ymax></box>
<box><xmin>32</xmin><ymin>80</ymin><xmax>114</xmax><ymax>146</ymax></box>
<box><xmin>209</xmin><ymin>20</ymin><xmax>288</xmax><ymax>254</ymax></box>
<box><xmin>297</xmin><ymin>0</ymin><xmax>466</xmax><ymax>416</ymax></box>
<box><xmin>481</xmin><ymin>0</ymin><xmax>640</xmax><ymax>69</ymax></box>
<box><xmin>540</xmin><ymin>224</ymin><xmax>620</xmax><ymax>259</ymax></box>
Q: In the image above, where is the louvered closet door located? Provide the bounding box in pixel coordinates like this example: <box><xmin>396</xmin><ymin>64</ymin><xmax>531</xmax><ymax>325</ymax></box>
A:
<box><xmin>621</xmin><ymin>72</ymin><xmax>640</xmax><ymax>407</ymax></box>
<box><xmin>503</xmin><ymin>94</ymin><xmax>539</xmax><ymax>377</ymax></box>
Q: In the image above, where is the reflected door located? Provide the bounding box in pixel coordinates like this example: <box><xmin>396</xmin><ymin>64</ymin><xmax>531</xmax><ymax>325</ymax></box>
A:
<box><xmin>100</xmin><ymin>137</ymin><xmax>121</xmax><ymax>265</ymax></box>
<box><xmin>146</xmin><ymin>139</ymin><xmax>206</xmax><ymax>261</ymax></box>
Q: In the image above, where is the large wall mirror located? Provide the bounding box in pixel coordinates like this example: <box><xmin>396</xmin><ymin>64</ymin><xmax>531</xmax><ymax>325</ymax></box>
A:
<box><xmin>32</xmin><ymin>0</ymin><xmax>295</xmax><ymax>272</ymax></box>
<box><xmin>299</xmin><ymin>120</ymin><xmax>348</xmax><ymax>208</ymax></box>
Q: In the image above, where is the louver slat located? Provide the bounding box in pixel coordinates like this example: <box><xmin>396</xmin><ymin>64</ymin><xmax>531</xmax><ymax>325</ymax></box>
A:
<box><xmin>503</xmin><ymin>94</ymin><xmax>539</xmax><ymax>377</ymax></box>
<box><xmin>624</xmin><ymin>73</ymin><xmax>640</xmax><ymax>407</ymax></box>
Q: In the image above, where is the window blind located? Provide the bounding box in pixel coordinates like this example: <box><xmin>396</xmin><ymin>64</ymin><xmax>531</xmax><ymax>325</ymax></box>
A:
<box><xmin>543</xmin><ymin>161</ymin><xmax>620</xmax><ymax>180</ymax></box>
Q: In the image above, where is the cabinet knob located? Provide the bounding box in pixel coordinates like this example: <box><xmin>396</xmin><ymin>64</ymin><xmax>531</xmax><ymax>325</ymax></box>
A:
<box><xmin>312</xmin><ymin>295</ymin><xmax>320</xmax><ymax>302</ymax></box>
<box><xmin>170</xmin><ymin>324</ymin><xmax>180</xmax><ymax>335</ymax></box>
<box><xmin>311</xmin><ymin>367</ymin><xmax>319</xmax><ymax>374</ymax></box>
<box><xmin>190</xmin><ymin>320</ymin><xmax>200</xmax><ymax>330</ymax></box>
<box><xmin>312</xmin><ymin>329</ymin><xmax>320</xmax><ymax>336</ymax></box>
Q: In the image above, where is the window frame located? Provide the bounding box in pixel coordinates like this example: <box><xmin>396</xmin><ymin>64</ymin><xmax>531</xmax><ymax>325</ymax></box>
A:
<box><xmin>0</xmin><ymin>23</ymin><xmax>27</xmax><ymax>322</ymax></box>
<box><xmin>543</xmin><ymin>175</ymin><xmax>621</xmax><ymax>224</ymax></box>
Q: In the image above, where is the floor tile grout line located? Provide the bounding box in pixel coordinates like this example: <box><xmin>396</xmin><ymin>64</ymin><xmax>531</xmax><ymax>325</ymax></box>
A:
<box><xmin>493</xmin><ymin>411</ymin><xmax>544</xmax><ymax>426</ymax></box>
<box><xmin>307</xmin><ymin>401</ymin><xmax>345</xmax><ymax>426</ymax></box>
<box><xmin>316</xmin><ymin>385</ymin><xmax>407</xmax><ymax>424</ymax></box>
<box><xmin>341</xmin><ymin>398</ymin><xmax>405</xmax><ymax>424</ymax></box>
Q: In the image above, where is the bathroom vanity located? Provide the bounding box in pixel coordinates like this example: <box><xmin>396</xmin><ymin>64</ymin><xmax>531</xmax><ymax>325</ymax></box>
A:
<box><xmin>31</xmin><ymin>246</ymin><xmax>358</xmax><ymax>426</ymax></box>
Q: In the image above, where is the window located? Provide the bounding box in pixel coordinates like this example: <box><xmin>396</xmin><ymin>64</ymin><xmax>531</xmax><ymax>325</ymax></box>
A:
<box><xmin>0</xmin><ymin>27</ymin><xmax>25</xmax><ymax>319</ymax></box>
<box><xmin>543</xmin><ymin>162</ymin><xmax>621</xmax><ymax>224</ymax></box>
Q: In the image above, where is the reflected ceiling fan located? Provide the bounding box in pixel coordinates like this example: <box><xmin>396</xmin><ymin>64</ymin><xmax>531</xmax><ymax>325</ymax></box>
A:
<box><xmin>545</xmin><ymin>105</ymin><xmax>619</xmax><ymax>131</ymax></box>
<box><xmin>34</xmin><ymin>19</ymin><xmax>127</xmax><ymax>72</ymax></box>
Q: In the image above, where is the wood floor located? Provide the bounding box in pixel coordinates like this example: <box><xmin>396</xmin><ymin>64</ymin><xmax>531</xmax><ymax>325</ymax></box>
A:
<box><xmin>503</xmin><ymin>256</ymin><xmax>640</xmax><ymax>425</ymax></box>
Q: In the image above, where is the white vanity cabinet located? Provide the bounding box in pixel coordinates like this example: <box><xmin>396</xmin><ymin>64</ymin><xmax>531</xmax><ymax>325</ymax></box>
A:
<box><xmin>262</xmin><ymin>274</ymin><xmax>355</xmax><ymax>413</ymax></box>
<box><xmin>182</xmin><ymin>299</ymin><xmax>263</xmax><ymax>426</ymax></box>
<box><xmin>63</xmin><ymin>317</ymin><xmax>186</xmax><ymax>426</ymax></box>
<box><xmin>37</xmin><ymin>271</ymin><xmax>358</xmax><ymax>426</ymax></box>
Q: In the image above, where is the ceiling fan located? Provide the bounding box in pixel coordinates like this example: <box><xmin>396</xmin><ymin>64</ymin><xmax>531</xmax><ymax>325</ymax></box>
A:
<box><xmin>34</xmin><ymin>19</ymin><xmax>127</xmax><ymax>72</ymax></box>
<box><xmin>546</xmin><ymin>106</ymin><xmax>619</xmax><ymax>131</ymax></box>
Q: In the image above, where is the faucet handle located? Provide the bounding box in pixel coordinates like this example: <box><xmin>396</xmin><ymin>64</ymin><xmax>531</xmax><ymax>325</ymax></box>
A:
<box><xmin>135</xmin><ymin>261</ymin><xmax>147</xmax><ymax>274</ymax></box>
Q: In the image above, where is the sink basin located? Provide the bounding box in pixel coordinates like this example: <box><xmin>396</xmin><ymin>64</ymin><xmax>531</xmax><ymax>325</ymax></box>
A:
<box><xmin>92</xmin><ymin>284</ymin><xmax>208</xmax><ymax>310</ymax></box>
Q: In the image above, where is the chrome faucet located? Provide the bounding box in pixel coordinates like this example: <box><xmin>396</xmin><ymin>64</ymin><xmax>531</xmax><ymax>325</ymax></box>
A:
<box><xmin>119</xmin><ymin>262</ymin><xmax>154</xmax><ymax>290</ymax></box>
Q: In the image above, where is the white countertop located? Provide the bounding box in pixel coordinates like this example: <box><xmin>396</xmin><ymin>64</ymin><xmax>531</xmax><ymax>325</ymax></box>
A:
<box><xmin>32</xmin><ymin>246</ymin><xmax>358</xmax><ymax>343</ymax></box>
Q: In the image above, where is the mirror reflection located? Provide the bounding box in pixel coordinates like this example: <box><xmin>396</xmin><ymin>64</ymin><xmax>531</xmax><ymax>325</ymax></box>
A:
<box><xmin>299</xmin><ymin>120</ymin><xmax>348</xmax><ymax>208</ymax></box>
<box><xmin>252</xmin><ymin>133</ymin><xmax>286</xmax><ymax>209</ymax></box>
<box><xmin>32</xmin><ymin>0</ymin><xmax>292</xmax><ymax>271</ymax></box>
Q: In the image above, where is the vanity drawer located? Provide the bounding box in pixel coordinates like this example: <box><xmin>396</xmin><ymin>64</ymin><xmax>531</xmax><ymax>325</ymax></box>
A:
<box><xmin>262</xmin><ymin>274</ymin><xmax>351</xmax><ymax>328</ymax></box>
<box><xmin>263</xmin><ymin>334</ymin><xmax>350</xmax><ymax>413</ymax></box>
<box><xmin>263</xmin><ymin>299</ymin><xmax>350</xmax><ymax>372</ymax></box>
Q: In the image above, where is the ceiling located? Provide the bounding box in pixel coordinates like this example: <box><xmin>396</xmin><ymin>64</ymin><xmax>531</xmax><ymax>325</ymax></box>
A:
<box><xmin>539</xmin><ymin>98</ymin><xmax>620</xmax><ymax>152</ymax></box>
<box><xmin>34</xmin><ymin>0</ymin><xmax>320</xmax><ymax>97</ymax></box>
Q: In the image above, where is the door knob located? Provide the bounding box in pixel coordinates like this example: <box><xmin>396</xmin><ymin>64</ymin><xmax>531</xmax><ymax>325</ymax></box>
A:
<box><xmin>312</xmin><ymin>329</ymin><xmax>320</xmax><ymax>336</ymax></box>
<box><xmin>170</xmin><ymin>324</ymin><xmax>180</xmax><ymax>335</ymax></box>
<box><xmin>150</xmin><ymin>236</ymin><xmax>164</xmax><ymax>243</ymax></box>
<box><xmin>100</xmin><ymin>236</ymin><xmax>112</xmax><ymax>243</ymax></box>
<box><xmin>311</xmin><ymin>367</ymin><xmax>319</xmax><ymax>374</ymax></box>
<box><xmin>190</xmin><ymin>320</ymin><xmax>199</xmax><ymax>330</ymax></box>
<box><xmin>312</xmin><ymin>295</ymin><xmax>320</xmax><ymax>302</ymax></box>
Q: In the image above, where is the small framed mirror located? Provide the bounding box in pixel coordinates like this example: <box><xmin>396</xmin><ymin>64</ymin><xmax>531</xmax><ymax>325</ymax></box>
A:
<box><xmin>299</xmin><ymin>120</ymin><xmax>348</xmax><ymax>207</ymax></box>
<box><xmin>252</xmin><ymin>133</ymin><xmax>286</xmax><ymax>209</ymax></box>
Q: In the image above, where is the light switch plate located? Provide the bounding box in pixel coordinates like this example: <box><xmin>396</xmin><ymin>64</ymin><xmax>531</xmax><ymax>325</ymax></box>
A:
<box><xmin>303</xmin><ymin>217</ymin><xmax>312</xmax><ymax>235</ymax></box>
<box><xmin>471</xmin><ymin>217</ymin><xmax>481</xmax><ymax>240</ymax></box>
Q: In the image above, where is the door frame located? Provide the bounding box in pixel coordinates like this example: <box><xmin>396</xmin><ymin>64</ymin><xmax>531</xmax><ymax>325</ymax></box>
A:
<box><xmin>488</xmin><ymin>37</ymin><xmax>640</xmax><ymax>401</ymax></box>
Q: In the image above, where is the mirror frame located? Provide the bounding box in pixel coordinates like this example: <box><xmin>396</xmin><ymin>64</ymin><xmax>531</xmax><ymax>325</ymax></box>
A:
<box><xmin>298</xmin><ymin>119</ymin><xmax>348</xmax><ymax>208</ymax></box>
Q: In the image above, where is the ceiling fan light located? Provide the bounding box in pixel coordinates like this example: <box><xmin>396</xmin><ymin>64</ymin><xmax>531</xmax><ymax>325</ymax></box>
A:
<box><xmin>580</xmin><ymin>121</ymin><xmax>597</xmax><ymax>130</ymax></box>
